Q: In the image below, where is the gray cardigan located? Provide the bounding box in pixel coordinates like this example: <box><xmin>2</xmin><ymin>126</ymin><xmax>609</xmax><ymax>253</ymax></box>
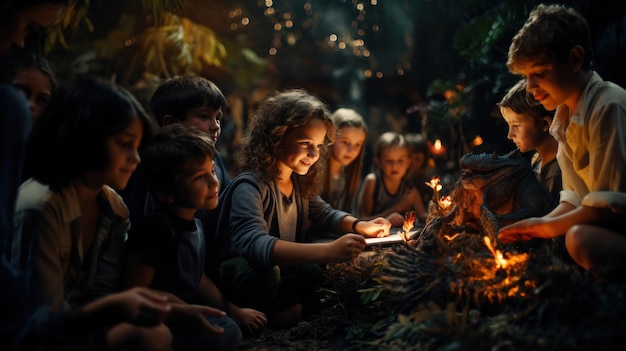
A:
<box><xmin>209</xmin><ymin>172</ymin><xmax>349</xmax><ymax>270</ymax></box>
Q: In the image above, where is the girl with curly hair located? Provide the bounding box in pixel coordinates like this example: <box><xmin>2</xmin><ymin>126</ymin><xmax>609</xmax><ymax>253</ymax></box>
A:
<box><xmin>209</xmin><ymin>89</ymin><xmax>390</xmax><ymax>328</ymax></box>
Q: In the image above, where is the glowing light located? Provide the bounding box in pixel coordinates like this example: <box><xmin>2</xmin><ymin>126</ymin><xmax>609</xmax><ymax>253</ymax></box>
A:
<box><xmin>329</xmin><ymin>34</ymin><xmax>337</xmax><ymax>42</ymax></box>
<box><xmin>338</xmin><ymin>42</ymin><xmax>346</xmax><ymax>49</ymax></box>
<box><xmin>269</xmin><ymin>47</ymin><xmax>277</xmax><ymax>55</ymax></box>
<box><xmin>241</xmin><ymin>17</ymin><xmax>249</xmax><ymax>25</ymax></box>
<box><xmin>285</xmin><ymin>20</ymin><xmax>293</xmax><ymax>28</ymax></box>
<box><xmin>398</xmin><ymin>211</ymin><xmax>416</xmax><ymax>242</ymax></box>
<box><xmin>425</xmin><ymin>177</ymin><xmax>443</xmax><ymax>193</ymax></box>
<box><xmin>376</xmin><ymin>71</ymin><xmax>383</xmax><ymax>78</ymax></box>
<box><xmin>274</xmin><ymin>23</ymin><xmax>282</xmax><ymax>31</ymax></box>
<box><xmin>356</xmin><ymin>3</ymin><xmax>364</xmax><ymax>11</ymax></box>
<box><xmin>444</xmin><ymin>233</ymin><xmax>460</xmax><ymax>241</ymax></box>
<box><xmin>440</xmin><ymin>195</ymin><xmax>452</xmax><ymax>209</ymax></box>
<box><xmin>265</xmin><ymin>0</ymin><xmax>273</xmax><ymax>7</ymax></box>
<box><xmin>397</xmin><ymin>68</ymin><xmax>404</xmax><ymax>75</ymax></box>
<box><xmin>471</xmin><ymin>135</ymin><xmax>483</xmax><ymax>147</ymax></box>
<box><xmin>364</xmin><ymin>69</ymin><xmax>372</xmax><ymax>78</ymax></box>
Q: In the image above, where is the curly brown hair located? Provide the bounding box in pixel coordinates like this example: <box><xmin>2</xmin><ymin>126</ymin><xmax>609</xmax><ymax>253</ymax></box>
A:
<box><xmin>240</xmin><ymin>89</ymin><xmax>334</xmax><ymax>199</ymax></box>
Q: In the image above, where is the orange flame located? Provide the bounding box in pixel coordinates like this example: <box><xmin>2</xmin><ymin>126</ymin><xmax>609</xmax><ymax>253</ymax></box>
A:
<box><xmin>483</xmin><ymin>236</ymin><xmax>508</xmax><ymax>269</ymax></box>
<box><xmin>399</xmin><ymin>211</ymin><xmax>416</xmax><ymax>242</ymax></box>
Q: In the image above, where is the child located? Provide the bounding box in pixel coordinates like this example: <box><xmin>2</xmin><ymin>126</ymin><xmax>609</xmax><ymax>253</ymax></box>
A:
<box><xmin>211</xmin><ymin>89</ymin><xmax>391</xmax><ymax>328</ymax></box>
<box><xmin>124</xmin><ymin>124</ymin><xmax>265</xmax><ymax>347</ymax></box>
<box><xmin>404</xmin><ymin>133</ymin><xmax>435</xmax><ymax>212</ymax></box>
<box><xmin>320</xmin><ymin>107</ymin><xmax>367</xmax><ymax>214</ymax></box>
<box><xmin>497</xmin><ymin>4</ymin><xmax>626</xmax><ymax>279</ymax></box>
<box><xmin>149</xmin><ymin>75</ymin><xmax>232</xmax><ymax>188</ymax></box>
<box><xmin>122</xmin><ymin>75</ymin><xmax>232</xmax><ymax>224</ymax></box>
<box><xmin>0</xmin><ymin>50</ymin><xmax>58</xmax><ymax>125</ymax></box>
<box><xmin>357</xmin><ymin>132</ymin><xmax>428</xmax><ymax>226</ymax></box>
<box><xmin>10</xmin><ymin>77</ymin><xmax>182</xmax><ymax>349</ymax></box>
<box><xmin>498</xmin><ymin>79</ymin><xmax>561</xmax><ymax>202</ymax></box>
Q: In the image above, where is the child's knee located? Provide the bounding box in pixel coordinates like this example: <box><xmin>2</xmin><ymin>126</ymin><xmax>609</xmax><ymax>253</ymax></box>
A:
<box><xmin>565</xmin><ymin>225</ymin><xmax>593</xmax><ymax>268</ymax></box>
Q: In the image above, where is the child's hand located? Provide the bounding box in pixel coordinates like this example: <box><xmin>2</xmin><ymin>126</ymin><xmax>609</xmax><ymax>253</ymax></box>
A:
<box><xmin>167</xmin><ymin>304</ymin><xmax>226</xmax><ymax>336</ymax></box>
<box><xmin>230</xmin><ymin>304</ymin><xmax>267</xmax><ymax>334</ymax></box>
<box><xmin>386</xmin><ymin>212</ymin><xmax>405</xmax><ymax>227</ymax></box>
<box><xmin>82</xmin><ymin>287</ymin><xmax>172</xmax><ymax>326</ymax></box>
<box><xmin>359</xmin><ymin>217</ymin><xmax>391</xmax><ymax>238</ymax></box>
<box><xmin>329</xmin><ymin>234</ymin><xmax>366</xmax><ymax>262</ymax></box>
<box><xmin>498</xmin><ymin>217</ymin><xmax>555</xmax><ymax>243</ymax></box>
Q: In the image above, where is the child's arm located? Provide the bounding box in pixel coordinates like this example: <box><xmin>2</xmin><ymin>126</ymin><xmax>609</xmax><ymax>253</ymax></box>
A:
<box><xmin>270</xmin><ymin>234</ymin><xmax>366</xmax><ymax>266</ymax></box>
<box><xmin>499</xmin><ymin>204</ymin><xmax>616</xmax><ymax>243</ymax></box>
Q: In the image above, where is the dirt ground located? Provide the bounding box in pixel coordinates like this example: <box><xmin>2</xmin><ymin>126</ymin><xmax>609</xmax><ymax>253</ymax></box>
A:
<box><xmin>237</xmin><ymin>251</ymin><xmax>383</xmax><ymax>351</ymax></box>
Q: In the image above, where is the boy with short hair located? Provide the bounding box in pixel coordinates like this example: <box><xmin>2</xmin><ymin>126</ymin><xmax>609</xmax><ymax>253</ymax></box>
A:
<box><xmin>149</xmin><ymin>76</ymin><xmax>232</xmax><ymax>188</ymax></box>
<box><xmin>498</xmin><ymin>79</ymin><xmax>561</xmax><ymax>202</ymax></box>
<box><xmin>122</xmin><ymin>76</ymin><xmax>232</xmax><ymax>223</ymax></box>
<box><xmin>498</xmin><ymin>4</ymin><xmax>626</xmax><ymax>279</ymax></box>
<box><xmin>124</xmin><ymin>124</ymin><xmax>267</xmax><ymax>348</ymax></box>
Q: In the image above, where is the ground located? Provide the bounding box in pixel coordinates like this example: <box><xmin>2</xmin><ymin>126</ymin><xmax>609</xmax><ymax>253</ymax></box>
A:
<box><xmin>237</xmin><ymin>243</ymin><xmax>626</xmax><ymax>351</ymax></box>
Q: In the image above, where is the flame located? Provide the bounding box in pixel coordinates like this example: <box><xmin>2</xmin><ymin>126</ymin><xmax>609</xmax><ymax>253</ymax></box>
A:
<box><xmin>483</xmin><ymin>236</ymin><xmax>508</xmax><ymax>269</ymax></box>
<box><xmin>440</xmin><ymin>195</ymin><xmax>452</xmax><ymax>209</ymax></box>
<box><xmin>483</xmin><ymin>236</ymin><xmax>529</xmax><ymax>270</ymax></box>
<box><xmin>443</xmin><ymin>233</ymin><xmax>460</xmax><ymax>241</ymax></box>
<box><xmin>425</xmin><ymin>177</ymin><xmax>443</xmax><ymax>192</ymax></box>
<box><xmin>471</xmin><ymin>135</ymin><xmax>483</xmax><ymax>147</ymax></box>
<box><xmin>399</xmin><ymin>211</ymin><xmax>416</xmax><ymax>242</ymax></box>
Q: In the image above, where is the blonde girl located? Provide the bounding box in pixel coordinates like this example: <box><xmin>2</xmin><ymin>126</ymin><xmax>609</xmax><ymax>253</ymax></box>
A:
<box><xmin>321</xmin><ymin>108</ymin><xmax>367</xmax><ymax>214</ymax></box>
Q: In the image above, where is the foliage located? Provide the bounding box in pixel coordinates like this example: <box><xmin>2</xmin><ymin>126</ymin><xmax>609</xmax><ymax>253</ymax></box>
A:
<box><xmin>137</xmin><ymin>12</ymin><xmax>226</xmax><ymax>78</ymax></box>
<box><xmin>44</xmin><ymin>0</ymin><xmax>93</xmax><ymax>53</ymax></box>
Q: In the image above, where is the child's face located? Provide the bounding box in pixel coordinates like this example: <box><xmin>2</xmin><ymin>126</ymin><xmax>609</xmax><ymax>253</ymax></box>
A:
<box><xmin>172</xmin><ymin>156</ymin><xmax>219</xmax><ymax>210</ymax></box>
<box><xmin>375</xmin><ymin>146</ymin><xmax>411</xmax><ymax>181</ymax></box>
<box><xmin>12</xmin><ymin>67</ymin><xmax>52</xmax><ymax>124</ymax></box>
<box><xmin>501</xmin><ymin>107</ymin><xmax>548</xmax><ymax>153</ymax></box>
<box><xmin>332</xmin><ymin>126</ymin><xmax>366</xmax><ymax>166</ymax></box>
<box><xmin>514</xmin><ymin>58</ymin><xmax>580</xmax><ymax>111</ymax></box>
<box><xmin>181</xmin><ymin>105</ymin><xmax>223</xmax><ymax>145</ymax></box>
<box><xmin>409</xmin><ymin>151</ymin><xmax>426</xmax><ymax>174</ymax></box>
<box><xmin>100</xmin><ymin>117</ymin><xmax>143</xmax><ymax>190</ymax></box>
<box><xmin>278</xmin><ymin>119</ymin><xmax>327</xmax><ymax>176</ymax></box>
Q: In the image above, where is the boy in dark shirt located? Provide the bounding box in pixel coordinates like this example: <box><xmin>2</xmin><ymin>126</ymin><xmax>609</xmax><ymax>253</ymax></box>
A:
<box><xmin>124</xmin><ymin>124</ymin><xmax>266</xmax><ymax>347</ymax></box>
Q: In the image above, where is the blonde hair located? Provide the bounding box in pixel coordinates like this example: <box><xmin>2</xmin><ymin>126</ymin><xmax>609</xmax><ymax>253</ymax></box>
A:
<box><xmin>322</xmin><ymin>108</ymin><xmax>367</xmax><ymax>211</ymax></box>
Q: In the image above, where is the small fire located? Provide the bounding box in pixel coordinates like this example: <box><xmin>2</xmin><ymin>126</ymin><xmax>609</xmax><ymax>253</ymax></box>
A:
<box><xmin>440</xmin><ymin>195</ymin><xmax>452</xmax><ymax>209</ymax></box>
<box><xmin>425</xmin><ymin>177</ymin><xmax>443</xmax><ymax>206</ymax></box>
<box><xmin>425</xmin><ymin>177</ymin><xmax>443</xmax><ymax>193</ymax></box>
<box><xmin>431</xmin><ymin>139</ymin><xmax>446</xmax><ymax>156</ymax></box>
<box><xmin>443</xmin><ymin>233</ymin><xmax>460</xmax><ymax>242</ymax></box>
<box><xmin>483</xmin><ymin>236</ymin><xmax>528</xmax><ymax>270</ymax></box>
<box><xmin>399</xmin><ymin>211</ymin><xmax>416</xmax><ymax>242</ymax></box>
<box><xmin>483</xmin><ymin>236</ymin><xmax>508</xmax><ymax>268</ymax></box>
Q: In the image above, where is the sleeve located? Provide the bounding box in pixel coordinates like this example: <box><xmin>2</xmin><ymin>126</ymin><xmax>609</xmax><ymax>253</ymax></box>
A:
<box><xmin>14</xmin><ymin>206</ymin><xmax>70</xmax><ymax>312</ymax></box>
<box><xmin>582</xmin><ymin>97</ymin><xmax>626</xmax><ymax>207</ymax></box>
<box><xmin>308</xmin><ymin>196</ymin><xmax>349</xmax><ymax>234</ymax></box>
<box><xmin>229</xmin><ymin>182</ymin><xmax>278</xmax><ymax>269</ymax></box>
<box><xmin>125</xmin><ymin>213</ymin><xmax>172</xmax><ymax>268</ymax></box>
